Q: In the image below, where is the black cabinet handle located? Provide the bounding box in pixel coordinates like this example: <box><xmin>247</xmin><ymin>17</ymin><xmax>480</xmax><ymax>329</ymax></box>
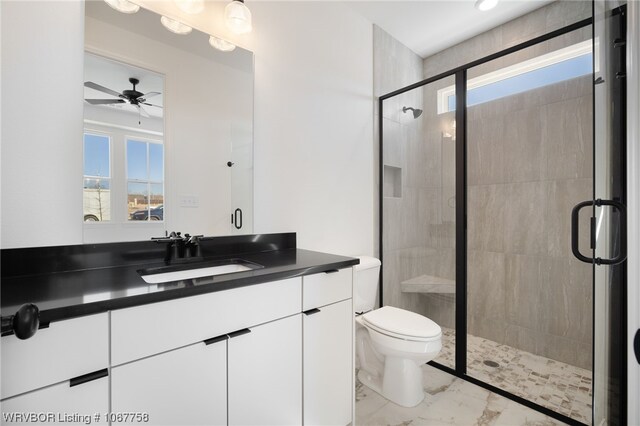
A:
<box><xmin>303</xmin><ymin>308</ymin><xmax>321</xmax><ymax>316</ymax></box>
<box><xmin>234</xmin><ymin>208</ymin><xmax>243</xmax><ymax>230</ymax></box>
<box><xmin>324</xmin><ymin>269</ymin><xmax>340</xmax><ymax>274</ymax></box>
<box><xmin>70</xmin><ymin>369</ymin><xmax>108</xmax><ymax>387</ymax></box>
<box><xmin>204</xmin><ymin>334</ymin><xmax>229</xmax><ymax>346</ymax></box>
<box><xmin>228</xmin><ymin>328</ymin><xmax>251</xmax><ymax>338</ymax></box>
<box><xmin>571</xmin><ymin>198</ymin><xmax>627</xmax><ymax>265</ymax></box>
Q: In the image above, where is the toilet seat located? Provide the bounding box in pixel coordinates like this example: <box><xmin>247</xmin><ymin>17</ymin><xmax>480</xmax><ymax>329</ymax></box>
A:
<box><xmin>361</xmin><ymin>306</ymin><xmax>441</xmax><ymax>342</ymax></box>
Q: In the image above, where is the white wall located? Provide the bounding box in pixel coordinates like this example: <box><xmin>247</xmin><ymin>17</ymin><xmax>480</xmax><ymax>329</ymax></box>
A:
<box><xmin>1</xmin><ymin>1</ymin><xmax>85</xmax><ymax>247</ymax></box>
<box><xmin>1</xmin><ymin>1</ymin><xmax>375</xmax><ymax>256</ymax></box>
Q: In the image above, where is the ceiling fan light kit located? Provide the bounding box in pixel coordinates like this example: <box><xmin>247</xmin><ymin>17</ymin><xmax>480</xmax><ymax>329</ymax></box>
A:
<box><xmin>103</xmin><ymin>0</ymin><xmax>140</xmax><ymax>14</ymax></box>
<box><xmin>84</xmin><ymin>77</ymin><xmax>162</xmax><ymax>122</ymax></box>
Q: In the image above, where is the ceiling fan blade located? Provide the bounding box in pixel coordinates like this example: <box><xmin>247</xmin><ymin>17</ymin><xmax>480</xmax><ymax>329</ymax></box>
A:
<box><xmin>142</xmin><ymin>102</ymin><xmax>163</xmax><ymax>108</ymax></box>
<box><xmin>141</xmin><ymin>92</ymin><xmax>161</xmax><ymax>99</ymax></box>
<box><xmin>85</xmin><ymin>99</ymin><xmax>126</xmax><ymax>105</ymax></box>
<box><xmin>136</xmin><ymin>104</ymin><xmax>150</xmax><ymax>118</ymax></box>
<box><xmin>84</xmin><ymin>81</ymin><xmax>122</xmax><ymax>98</ymax></box>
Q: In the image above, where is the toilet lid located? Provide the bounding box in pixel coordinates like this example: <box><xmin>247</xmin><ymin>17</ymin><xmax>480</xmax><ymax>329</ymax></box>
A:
<box><xmin>362</xmin><ymin>306</ymin><xmax>441</xmax><ymax>340</ymax></box>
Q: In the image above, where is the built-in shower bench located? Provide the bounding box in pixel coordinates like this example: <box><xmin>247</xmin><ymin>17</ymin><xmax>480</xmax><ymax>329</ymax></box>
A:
<box><xmin>400</xmin><ymin>274</ymin><xmax>455</xmax><ymax>294</ymax></box>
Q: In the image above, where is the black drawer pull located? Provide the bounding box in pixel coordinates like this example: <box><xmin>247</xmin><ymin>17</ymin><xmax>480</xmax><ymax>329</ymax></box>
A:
<box><xmin>204</xmin><ymin>334</ymin><xmax>229</xmax><ymax>345</ymax></box>
<box><xmin>70</xmin><ymin>369</ymin><xmax>108</xmax><ymax>387</ymax></box>
<box><xmin>303</xmin><ymin>308</ymin><xmax>321</xmax><ymax>316</ymax></box>
<box><xmin>228</xmin><ymin>328</ymin><xmax>251</xmax><ymax>338</ymax></box>
<box><xmin>324</xmin><ymin>269</ymin><xmax>340</xmax><ymax>274</ymax></box>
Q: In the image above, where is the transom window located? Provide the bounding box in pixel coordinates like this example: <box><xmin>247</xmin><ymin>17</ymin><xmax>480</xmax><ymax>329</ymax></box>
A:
<box><xmin>437</xmin><ymin>40</ymin><xmax>593</xmax><ymax>114</ymax></box>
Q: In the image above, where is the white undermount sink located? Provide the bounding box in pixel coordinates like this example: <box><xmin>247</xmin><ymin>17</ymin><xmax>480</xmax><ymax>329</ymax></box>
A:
<box><xmin>140</xmin><ymin>261</ymin><xmax>260</xmax><ymax>284</ymax></box>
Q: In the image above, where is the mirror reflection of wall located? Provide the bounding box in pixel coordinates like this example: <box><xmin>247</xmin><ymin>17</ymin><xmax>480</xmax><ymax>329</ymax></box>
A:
<box><xmin>84</xmin><ymin>1</ymin><xmax>254</xmax><ymax>243</ymax></box>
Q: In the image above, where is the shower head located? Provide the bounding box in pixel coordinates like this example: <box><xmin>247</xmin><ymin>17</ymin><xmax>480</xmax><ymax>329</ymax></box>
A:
<box><xmin>402</xmin><ymin>106</ymin><xmax>423</xmax><ymax>119</ymax></box>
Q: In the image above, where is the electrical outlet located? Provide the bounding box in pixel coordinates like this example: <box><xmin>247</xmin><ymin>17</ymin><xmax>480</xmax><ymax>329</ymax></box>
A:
<box><xmin>179</xmin><ymin>195</ymin><xmax>200</xmax><ymax>208</ymax></box>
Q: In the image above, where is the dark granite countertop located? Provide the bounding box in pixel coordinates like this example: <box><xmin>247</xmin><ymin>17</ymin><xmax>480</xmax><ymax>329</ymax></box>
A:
<box><xmin>1</xmin><ymin>233</ymin><xmax>359</xmax><ymax>330</ymax></box>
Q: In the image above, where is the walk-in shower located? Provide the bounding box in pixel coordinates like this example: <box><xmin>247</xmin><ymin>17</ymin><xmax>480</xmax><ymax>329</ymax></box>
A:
<box><xmin>379</xmin><ymin>2</ymin><xmax>627</xmax><ymax>425</ymax></box>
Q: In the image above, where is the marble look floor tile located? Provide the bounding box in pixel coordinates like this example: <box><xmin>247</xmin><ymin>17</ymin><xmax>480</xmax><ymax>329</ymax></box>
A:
<box><xmin>355</xmin><ymin>365</ymin><xmax>565</xmax><ymax>426</ymax></box>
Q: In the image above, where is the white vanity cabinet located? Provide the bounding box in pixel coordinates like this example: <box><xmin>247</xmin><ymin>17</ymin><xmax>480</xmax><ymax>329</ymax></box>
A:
<box><xmin>0</xmin><ymin>375</ymin><xmax>109</xmax><ymax>426</ymax></box>
<box><xmin>1</xmin><ymin>266</ymin><xmax>355</xmax><ymax>426</ymax></box>
<box><xmin>0</xmin><ymin>312</ymin><xmax>109</xmax><ymax>426</ymax></box>
<box><xmin>228</xmin><ymin>314</ymin><xmax>302</xmax><ymax>425</ymax></box>
<box><xmin>111</xmin><ymin>339</ymin><xmax>227</xmax><ymax>426</ymax></box>
<box><xmin>302</xmin><ymin>269</ymin><xmax>353</xmax><ymax>426</ymax></box>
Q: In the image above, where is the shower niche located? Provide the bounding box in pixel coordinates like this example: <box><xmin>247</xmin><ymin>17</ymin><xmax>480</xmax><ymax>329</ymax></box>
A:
<box><xmin>383</xmin><ymin>165</ymin><xmax>402</xmax><ymax>198</ymax></box>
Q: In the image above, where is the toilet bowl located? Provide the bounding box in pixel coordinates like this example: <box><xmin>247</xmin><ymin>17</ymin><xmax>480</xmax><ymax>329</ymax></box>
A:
<box><xmin>354</xmin><ymin>257</ymin><xmax>442</xmax><ymax>408</ymax></box>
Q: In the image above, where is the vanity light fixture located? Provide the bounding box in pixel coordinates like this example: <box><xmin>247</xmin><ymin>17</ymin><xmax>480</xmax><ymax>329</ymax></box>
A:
<box><xmin>161</xmin><ymin>16</ymin><xmax>193</xmax><ymax>35</ymax></box>
<box><xmin>103</xmin><ymin>0</ymin><xmax>140</xmax><ymax>14</ymax></box>
<box><xmin>225</xmin><ymin>0</ymin><xmax>252</xmax><ymax>34</ymax></box>
<box><xmin>475</xmin><ymin>0</ymin><xmax>499</xmax><ymax>11</ymax></box>
<box><xmin>175</xmin><ymin>0</ymin><xmax>204</xmax><ymax>15</ymax></box>
<box><xmin>209</xmin><ymin>36</ymin><xmax>236</xmax><ymax>52</ymax></box>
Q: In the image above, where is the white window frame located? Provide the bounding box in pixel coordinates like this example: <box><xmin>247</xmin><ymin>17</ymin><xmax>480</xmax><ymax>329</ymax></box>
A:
<box><xmin>125</xmin><ymin>136</ymin><xmax>165</xmax><ymax>222</ymax></box>
<box><xmin>83</xmin><ymin>130</ymin><xmax>112</xmax><ymax>222</ymax></box>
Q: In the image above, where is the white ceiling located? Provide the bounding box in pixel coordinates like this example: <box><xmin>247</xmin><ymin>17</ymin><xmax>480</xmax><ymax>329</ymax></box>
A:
<box><xmin>346</xmin><ymin>0</ymin><xmax>554</xmax><ymax>58</ymax></box>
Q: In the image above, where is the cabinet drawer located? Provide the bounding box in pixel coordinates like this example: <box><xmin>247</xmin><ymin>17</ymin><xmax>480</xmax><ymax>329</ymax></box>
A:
<box><xmin>111</xmin><ymin>277</ymin><xmax>302</xmax><ymax>366</ymax></box>
<box><xmin>302</xmin><ymin>268</ymin><xmax>352</xmax><ymax>311</ymax></box>
<box><xmin>0</xmin><ymin>372</ymin><xmax>108</xmax><ymax>425</ymax></box>
<box><xmin>1</xmin><ymin>313</ymin><xmax>108</xmax><ymax>400</ymax></box>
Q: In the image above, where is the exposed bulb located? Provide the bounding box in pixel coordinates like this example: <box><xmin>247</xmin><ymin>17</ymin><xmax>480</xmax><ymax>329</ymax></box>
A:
<box><xmin>209</xmin><ymin>36</ymin><xmax>236</xmax><ymax>52</ymax></box>
<box><xmin>160</xmin><ymin>16</ymin><xmax>193</xmax><ymax>35</ymax></box>
<box><xmin>174</xmin><ymin>0</ymin><xmax>204</xmax><ymax>15</ymax></box>
<box><xmin>225</xmin><ymin>0</ymin><xmax>252</xmax><ymax>34</ymax></box>
<box><xmin>104</xmin><ymin>0</ymin><xmax>140</xmax><ymax>14</ymax></box>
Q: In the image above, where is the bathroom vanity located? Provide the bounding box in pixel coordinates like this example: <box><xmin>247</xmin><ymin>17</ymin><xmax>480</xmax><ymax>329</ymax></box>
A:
<box><xmin>0</xmin><ymin>233</ymin><xmax>357</xmax><ymax>426</ymax></box>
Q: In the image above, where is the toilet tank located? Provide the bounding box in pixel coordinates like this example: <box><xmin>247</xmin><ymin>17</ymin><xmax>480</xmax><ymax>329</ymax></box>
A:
<box><xmin>353</xmin><ymin>256</ymin><xmax>381</xmax><ymax>313</ymax></box>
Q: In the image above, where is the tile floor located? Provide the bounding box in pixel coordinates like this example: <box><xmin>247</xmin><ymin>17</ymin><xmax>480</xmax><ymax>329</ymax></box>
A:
<box><xmin>435</xmin><ymin>328</ymin><xmax>592</xmax><ymax>424</ymax></box>
<box><xmin>356</xmin><ymin>364</ymin><xmax>567</xmax><ymax>425</ymax></box>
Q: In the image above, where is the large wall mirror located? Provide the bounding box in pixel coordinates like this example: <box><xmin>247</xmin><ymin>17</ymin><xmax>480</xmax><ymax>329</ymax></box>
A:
<box><xmin>83</xmin><ymin>1</ymin><xmax>254</xmax><ymax>243</ymax></box>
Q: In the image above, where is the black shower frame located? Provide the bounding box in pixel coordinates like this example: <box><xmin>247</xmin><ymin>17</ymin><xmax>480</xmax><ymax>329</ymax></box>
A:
<box><xmin>377</xmin><ymin>16</ymin><xmax>609</xmax><ymax>426</ymax></box>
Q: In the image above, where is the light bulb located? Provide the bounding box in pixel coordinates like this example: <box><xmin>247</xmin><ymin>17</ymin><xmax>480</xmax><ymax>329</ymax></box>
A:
<box><xmin>160</xmin><ymin>16</ymin><xmax>193</xmax><ymax>35</ymax></box>
<box><xmin>104</xmin><ymin>0</ymin><xmax>140</xmax><ymax>14</ymax></box>
<box><xmin>209</xmin><ymin>36</ymin><xmax>236</xmax><ymax>52</ymax></box>
<box><xmin>475</xmin><ymin>0</ymin><xmax>499</xmax><ymax>11</ymax></box>
<box><xmin>225</xmin><ymin>0</ymin><xmax>252</xmax><ymax>34</ymax></box>
<box><xmin>174</xmin><ymin>0</ymin><xmax>204</xmax><ymax>15</ymax></box>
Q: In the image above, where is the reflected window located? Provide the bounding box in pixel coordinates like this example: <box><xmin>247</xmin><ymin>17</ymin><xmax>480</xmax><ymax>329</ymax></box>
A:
<box><xmin>83</xmin><ymin>133</ymin><xmax>111</xmax><ymax>221</ymax></box>
<box><xmin>127</xmin><ymin>139</ymin><xmax>164</xmax><ymax>221</ymax></box>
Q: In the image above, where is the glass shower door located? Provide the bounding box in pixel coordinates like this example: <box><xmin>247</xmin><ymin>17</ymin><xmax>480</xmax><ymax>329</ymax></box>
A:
<box><xmin>465</xmin><ymin>25</ymin><xmax>595</xmax><ymax>424</ymax></box>
<box><xmin>592</xmin><ymin>1</ymin><xmax>627</xmax><ymax>424</ymax></box>
<box><xmin>380</xmin><ymin>74</ymin><xmax>457</xmax><ymax>369</ymax></box>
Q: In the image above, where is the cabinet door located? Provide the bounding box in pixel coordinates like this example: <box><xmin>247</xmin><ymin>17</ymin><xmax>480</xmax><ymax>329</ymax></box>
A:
<box><xmin>111</xmin><ymin>339</ymin><xmax>226</xmax><ymax>426</ymax></box>
<box><xmin>303</xmin><ymin>299</ymin><xmax>352</xmax><ymax>426</ymax></box>
<box><xmin>0</xmin><ymin>373</ymin><xmax>108</xmax><ymax>426</ymax></box>
<box><xmin>228</xmin><ymin>314</ymin><xmax>302</xmax><ymax>425</ymax></box>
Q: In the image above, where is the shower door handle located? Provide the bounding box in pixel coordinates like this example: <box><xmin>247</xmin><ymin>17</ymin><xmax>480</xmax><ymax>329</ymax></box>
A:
<box><xmin>571</xmin><ymin>199</ymin><xmax>627</xmax><ymax>265</ymax></box>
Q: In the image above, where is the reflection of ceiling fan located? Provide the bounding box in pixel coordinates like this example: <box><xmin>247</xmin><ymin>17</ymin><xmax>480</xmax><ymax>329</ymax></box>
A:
<box><xmin>84</xmin><ymin>77</ymin><xmax>161</xmax><ymax>118</ymax></box>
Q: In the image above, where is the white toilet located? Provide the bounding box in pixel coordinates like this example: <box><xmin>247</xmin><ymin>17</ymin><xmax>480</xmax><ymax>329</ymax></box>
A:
<box><xmin>354</xmin><ymin>256</ymin><xmax>442</xmax><ymax>407</ymax></box>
